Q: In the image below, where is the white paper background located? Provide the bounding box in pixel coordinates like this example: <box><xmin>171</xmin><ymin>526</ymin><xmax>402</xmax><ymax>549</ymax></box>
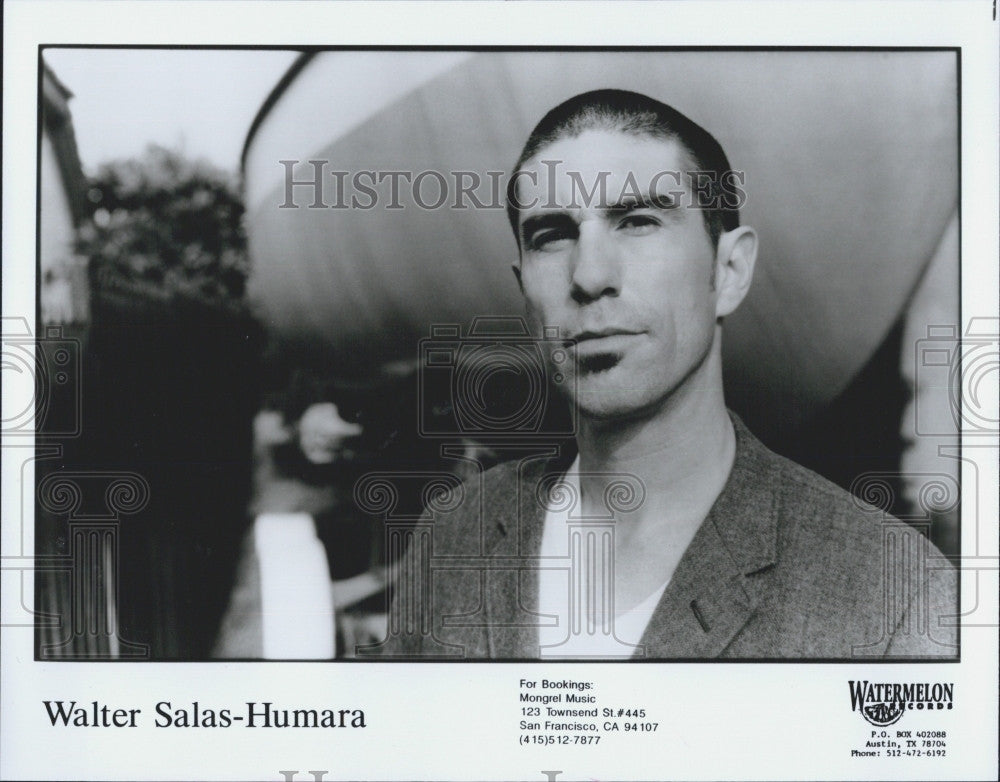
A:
<box><xmin>2</xmin><ymin>2</ymin><xmax>997</xmax><ymax>781</ymax></box>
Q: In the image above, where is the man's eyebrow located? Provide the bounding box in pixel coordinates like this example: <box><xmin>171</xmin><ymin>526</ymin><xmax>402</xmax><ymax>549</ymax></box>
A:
<box><xmin>519</xmin><ymin>212</ymin><xmax>575</xmax><ymax>245</ymax></box>
<box><xmin>604</xmin><ymin>189</ymin><xmax>679</xmax><ymax>215</ymax></box>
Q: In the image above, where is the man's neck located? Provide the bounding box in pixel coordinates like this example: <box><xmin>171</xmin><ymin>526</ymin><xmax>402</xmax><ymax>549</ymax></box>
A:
<box><xmin>573</xmin><ymin>356</ymin><xmax>736</xmax><ymax>533</ymax></box>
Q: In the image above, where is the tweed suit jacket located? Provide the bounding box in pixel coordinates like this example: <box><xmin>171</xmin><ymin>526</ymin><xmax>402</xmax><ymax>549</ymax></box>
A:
<box><xmin>381</xmin><ymin>415</ymin><xmax>958</xmax><ymax>660</ymax></box>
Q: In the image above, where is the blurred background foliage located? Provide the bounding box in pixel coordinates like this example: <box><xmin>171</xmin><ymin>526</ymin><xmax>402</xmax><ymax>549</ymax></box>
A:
<box><xmin>76</xmin><ymin>145</ymin><xmax>249</xmax><ymax>302</ymax></box>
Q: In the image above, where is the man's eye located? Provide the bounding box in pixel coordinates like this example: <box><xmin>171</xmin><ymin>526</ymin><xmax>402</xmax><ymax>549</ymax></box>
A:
<box><xmin>617</xmin><ymin>214</ymin><xmax>660</xmax><ymax>233</ymax></box>
<box><xmin>528</xmin><ymin>227</ymin><xmax>575</xmax><ymax>250</ymax></box>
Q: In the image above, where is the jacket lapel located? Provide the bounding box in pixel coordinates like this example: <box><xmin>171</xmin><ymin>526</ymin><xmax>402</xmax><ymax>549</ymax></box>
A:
<box><xmin>635</xmin><ymin>517</ymin><xmax>764</xmax><ymax>658</ymax></box>
<box><xmin>637</xmin><ymin>416</ymin><xmax>779</xmax><ymax>658</ymax></box>
<box><xmin>477</xmin><ymin>416</ymin><xmax>779</xmax><ymax>659</ymax></box>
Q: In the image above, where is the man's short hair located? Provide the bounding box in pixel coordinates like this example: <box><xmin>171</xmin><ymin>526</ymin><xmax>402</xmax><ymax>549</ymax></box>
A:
<box><xmin>506</xmin><ymin>88</ymin><xmax>740</xmax><ymax>249</ymax></box>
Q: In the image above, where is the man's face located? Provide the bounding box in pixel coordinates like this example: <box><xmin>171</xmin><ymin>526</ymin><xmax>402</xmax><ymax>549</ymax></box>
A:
<box><xmin>514</xmin><ymin>129</ymin><xmax>724</xmax><ymax>421</ymax></box>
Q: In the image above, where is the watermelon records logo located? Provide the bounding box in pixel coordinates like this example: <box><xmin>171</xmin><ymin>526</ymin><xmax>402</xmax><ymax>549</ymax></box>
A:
<box><xmin>848</xmin><ymin>681</ymin><xmax>954</xmax><ymax>726</ymax></box>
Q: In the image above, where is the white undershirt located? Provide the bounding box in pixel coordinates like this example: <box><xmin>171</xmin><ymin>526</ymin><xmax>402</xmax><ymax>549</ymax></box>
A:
<box><xmin>537</xmin><ymin>458</ymin><xmax>669</xmax><ymax>659</ymax></box>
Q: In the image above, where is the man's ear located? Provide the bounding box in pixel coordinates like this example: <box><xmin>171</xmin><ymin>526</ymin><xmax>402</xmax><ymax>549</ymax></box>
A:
<box><xmin>714</xmin><ymin>225</ymin><xmax>757</xmax><ymax>318</ymax></box>
<box><xmin>511</xmin><ymin>259</ymin><xmax>523</xmax><ymax>292</ymax></box>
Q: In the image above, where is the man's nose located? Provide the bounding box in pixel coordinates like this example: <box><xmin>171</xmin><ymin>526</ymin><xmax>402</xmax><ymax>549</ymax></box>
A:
<box><xmin>570</xmin><ymin>224</ymin><xmax>621</xmax><ymax>304</ymax></box>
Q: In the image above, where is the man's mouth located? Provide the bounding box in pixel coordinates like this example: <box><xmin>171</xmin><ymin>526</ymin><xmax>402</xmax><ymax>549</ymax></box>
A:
<box><xmin>577</xmin><ymin>352</ymin><xmax>623</xmax><ymax>375</ymax></box>
<box><xmin>565</xmin><ymin>329</ymin><xmax>644</xmax><ymax>359</ymax></box>
<box><xmin>567</xmin><ymin>327</ymin><xmax>642</xmax><ymax>344</ymax></box>
<box><xmin>561</xmin><ymin>329</ymin><xmax>641</xmax><ymax>375</ymax></box>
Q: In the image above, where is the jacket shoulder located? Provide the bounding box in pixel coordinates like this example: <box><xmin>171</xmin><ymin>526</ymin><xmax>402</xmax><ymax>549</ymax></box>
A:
<box><xmin>749</xmin><ymin>441</ymin><xmax>957</xmax><ymax>658</ymax></box>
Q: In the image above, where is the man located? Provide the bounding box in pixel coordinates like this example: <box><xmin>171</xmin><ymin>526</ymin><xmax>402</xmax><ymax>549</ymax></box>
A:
<box><xmin>378</xmin><ymin>89</ymin><xmax>956</xmax><ymax>659</ymax></box>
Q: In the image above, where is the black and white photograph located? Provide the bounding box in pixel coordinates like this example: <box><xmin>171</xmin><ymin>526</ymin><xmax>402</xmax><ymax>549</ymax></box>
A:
<box><xmin>32</xmin><ymin>46</ymin><xmax>963</xmax><ymax>661</ymax></box>
<box><xmin>2</xmin><ymin>2</ymin><xmax>997</xmax><ymax>781</ymax></box>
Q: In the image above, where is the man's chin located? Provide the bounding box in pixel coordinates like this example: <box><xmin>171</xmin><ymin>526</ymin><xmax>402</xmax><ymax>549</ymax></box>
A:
<box><xmin>569</xmin><ymin>376</ymin><xmax>655</xmax><ymax>422</ymax></box>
